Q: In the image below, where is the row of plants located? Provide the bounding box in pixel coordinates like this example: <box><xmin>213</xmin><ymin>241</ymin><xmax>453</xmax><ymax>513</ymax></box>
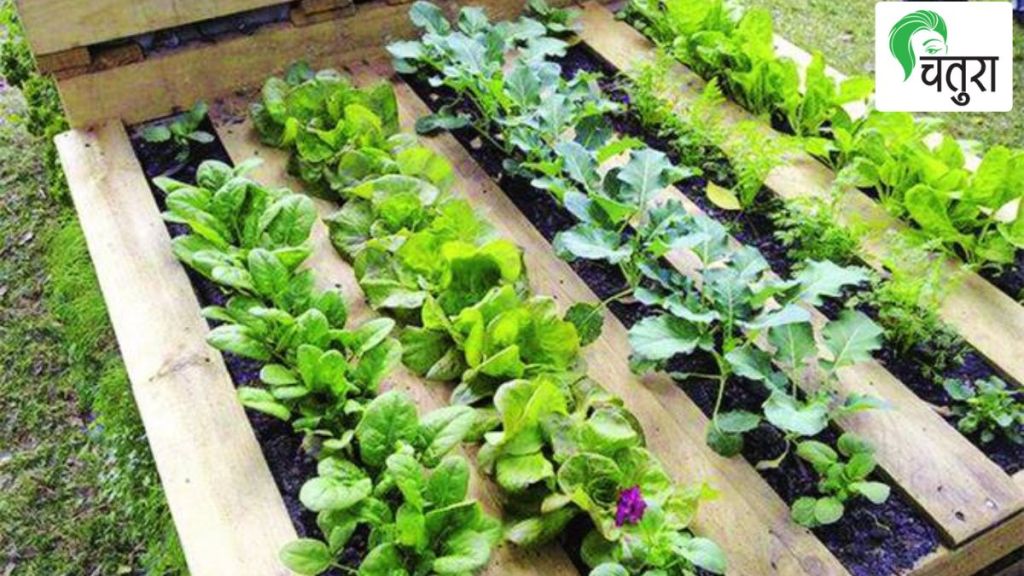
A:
<box><xmin>157</xmin><ymin>156</ymin><xmax>508</xmax><ymax>575</ymax></box>
<box><xmin>387</xmin><ymin>0</ymin><xmax>900</xmax><ymax>529</ymax></box>
<box><xmin>248</xmin><ymin>62</ymin><xmax>729</xmax><ymax>575</ymax></box>
<box><xmin>613</xmin><ymin>15</ymin><xmax>1024</xmax><ymax>448</ymax></box>
<box><xmin>622</xmin><ymin>0</ymin><xmax>1024</xmax><ymax>281</ymax></box>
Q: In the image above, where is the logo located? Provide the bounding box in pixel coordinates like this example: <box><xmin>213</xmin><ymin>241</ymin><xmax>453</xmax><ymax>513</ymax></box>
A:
<box><xmin>875</xmin><ymin>2</ymin><xmax>1012</xmax><ymax>112</ymax></box>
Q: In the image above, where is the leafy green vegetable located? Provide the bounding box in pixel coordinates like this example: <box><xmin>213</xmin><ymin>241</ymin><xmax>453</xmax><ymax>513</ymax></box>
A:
<box><xmin>140</xmin><ymin>101</ymin><xmax>215</xmax><ymax>172</ymax></box>
<box><xmin>943</xmin><ymin>377</ymin><xmax>1024</xmax><ymax>445</ymax></box>
<box><xmin>790</xmin><ymin>433</ymin><xmax>890</xmax><ymax>527</ymax></box>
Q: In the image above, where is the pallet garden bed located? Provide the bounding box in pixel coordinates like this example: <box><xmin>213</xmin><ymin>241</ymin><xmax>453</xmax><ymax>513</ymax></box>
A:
<box><xmin>27</xmin><ymin>0</ymin><xmax>1023</xmax><ymax>574</ymax></box>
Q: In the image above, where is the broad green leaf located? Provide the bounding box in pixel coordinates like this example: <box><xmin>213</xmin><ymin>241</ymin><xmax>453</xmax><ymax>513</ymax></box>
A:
<box><xmin>553</xmin><ymin>224</ymin><xmax>632</xmax><ymax>264</ymax></box>
<box><xmin>792</xmin><ymin>260</ymin><xmax>869</xmax><ymax>306</ymax></box>
<box><xmin>496</xmin><ymin>452</ymin><xmax>555</xmax><ymax>492</ymax></box>
<box><xmin>279</xmin><ymin>539</ymin><xmax>332</xmax><ymax>575</ymax></box>
<box><xmin>706</xmin><ymin>181</ymin><xmax>741</xmax><ymax>210</ymax></box>
<box><xmin>851</xmin><ymin>481</ymin><xmax>891</xmax><ymax>504</ymax></box>
<box><xmin>564</xmin><ymin>302</ymin><xmax>604</xmax><ymax>346</ymax></box>
<box><xmin>628</xmin><ymin>315</ymin><xmax>701</xmax><ymax>361</ymax></box>
<box><xmin>237</xmin><ymin>387</ymin><xmax>291</xmax><ymax>421</ymax></box>
<box><xmin>677</xmin><ymin>536</ymin><xmax>727</xmax><ymax>575</ymax></box>
<box><xmin>766</xmin><ymin>322</ymin><xmax>815</xmax><ymax>370</ymax></box>
<box><xmin>763</xmin><ymin>392</ymin><xmax>829</xmax><ymax>437</ymax></box>
<box><xmin>822</xmin><ymin>310</ymin><xmax>883</xmax><ymax>371</ymax></box>
<box><xmin>356</xmin><ymin>391</ymin><xmax>420</xmax><ymax>467</ymax></box>
<box><xmin>814</xmin><ymin>497</ymin><xmax>844</xmax><ymax>525</ymax></box>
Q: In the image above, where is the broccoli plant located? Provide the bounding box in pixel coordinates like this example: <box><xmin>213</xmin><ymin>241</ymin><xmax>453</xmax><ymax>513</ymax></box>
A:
<box><xmin>944</xmin><ymin>377</ymin><xmax>1024</xmax><ymax>445</ymax></box>
<box><xmin>791</xmin><ymin>433</ymin><xmax>891</xmax><ymax>528</ymax></box>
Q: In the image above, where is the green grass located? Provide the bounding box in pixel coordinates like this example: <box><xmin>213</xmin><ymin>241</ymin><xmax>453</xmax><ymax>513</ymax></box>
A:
<box><xmin>757</xmin><ymin>0</ymin><xmax>1024</xmax><ymax>148</ymax></box>
<box><xmin>0</xmin><ymin>6</ymin><xmax>186</xmax><ymax>573</ymax></box>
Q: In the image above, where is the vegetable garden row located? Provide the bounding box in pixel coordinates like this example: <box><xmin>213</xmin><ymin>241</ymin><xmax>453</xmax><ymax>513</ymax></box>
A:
<box><xmin>50</xmin><ymin>0</ymin><xmax>1023</xmax><ymax>575</ymax></box>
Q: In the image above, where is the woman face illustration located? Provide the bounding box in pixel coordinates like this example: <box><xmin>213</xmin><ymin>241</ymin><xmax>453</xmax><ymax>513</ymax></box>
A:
<box><xmin>912</xmin><ymin>29</ymin><xmax>948</xmax><ymax>57</ymax></box>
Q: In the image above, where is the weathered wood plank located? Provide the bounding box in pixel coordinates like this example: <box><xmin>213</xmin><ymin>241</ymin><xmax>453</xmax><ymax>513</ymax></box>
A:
<box><xmin>911</xmin><ymin>510</ymin><xmax>1024</xmax><ymax>576</ymax></box>
<box><xmin>377</xmin><ymin>69</ymin><xmax>850</xmax><ymax>576</ymax></box>
<box><xmin>16</xmin><ymin>0</ymin><xmax>285</xmax><ymax>56</ymax></box>
<box><xmin>210</xmin><ymin>104</ymin><xmax>579</xmax><ymax>576</ymax></box>
<box><xmin>577</xmin><ymin>0</ymin><xmax>1024</xmax><ymax>434</ymax></box>
<box><xmin>51</xmin><ymin>0</ymin><xmax>570</xmax><ymax>128</ymax></box>
<box><xmin>54</xmin><ymin>121</ymin><xmax>295</xmax><ymax>576</ymax></box>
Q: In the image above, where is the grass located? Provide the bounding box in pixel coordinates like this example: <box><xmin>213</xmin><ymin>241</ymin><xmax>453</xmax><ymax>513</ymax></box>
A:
<box><xmin>0</xmin><ymin>6</ymin><xmax>186</xmax><ymax>573</ymax></box>
<box><xmin>758</xmin><ymin>0</ymin><xmax>1024</xmax><ymax>148</ymax></box>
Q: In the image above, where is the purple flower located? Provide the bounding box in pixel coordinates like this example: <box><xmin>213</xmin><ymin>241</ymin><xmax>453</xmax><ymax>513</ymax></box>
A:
<box><xmin>615</xmin><ymin>485</ymin><xmax>647</xmax><ymax>527</ymax></box>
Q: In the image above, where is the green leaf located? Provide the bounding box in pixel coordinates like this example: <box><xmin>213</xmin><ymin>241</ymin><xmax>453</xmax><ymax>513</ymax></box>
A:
<box><xmin>628</xmin><ymin>315</ymin><xmax>701</xmax><ymax>361</ymax></box>
<box><xmin>792</xmin><ymin>260</ymin><xmax>869</xmax><ymax>306</ymax></box>
<box><xmin>237</xmin><ymin>387</ymin><xmax>291</xmax><ymax>421</ymax></box>
<box><xmin>716</xmin><ymin>410</ymin><xmax>761</xmax><ymax>434</ymax></box>
<box><xmin>504</xmin><ymin>508</ymin><xmax>577</xmax><ymax>546</ymax></box>
<box><xmin>142</xmin><ymin>125</ymin><xmax>172</xmax><ymax>143</ymax></box>
<box><xmin>706</xmin><ymin>181</ymin><xmax>741</xmax><ymax>211</ymax></box>
<box><xmin>791</xmin><ymin>496</ymin><xmax>818</xmax><ymax>527</ymax></box>
<box><xmin>763</xmin><ymin>392</ymin><xmax>829</xmax><ymax>437</ymax></box>
<box><xmin>766</xmin><ymin>322</ymin><xmax>815</xmax><ymax>371</ymax></box>
<box><xmin>426</xmin><ymin>456</ymin><xmax>470</xmax><ymax>507</ymax></box>
<box><xmin>795</xmin><ymin>440</ymin><xmax>838</xmax><ymax>470</ymax></box>
<box><xmin>207</xmin><ymin>325</ymin><xmax>272</xmax><ymax>361</ymax></box>
<box><xmin>359</xmin><ymin>543</ymin><xmax>406</xmax><ymax>576</ymax></box>
<box><xmin>418</xmin><ymin>405</ymin><xmax>475</xmax><ymax>466</ymax></box>
<box><xmin>299</xmin><ymin>472</ymin><xmax>373</xmax><ymax>513</ymax></box>
<box><xmin>564</xmin><ymin>302</ymin><xmax>603</xmax><ymax>346</ymax></box>
<box><xmin>279</xmin><ymin>539</ymin><xmax>332</xmax><ymax>575</ymax></box>
<box><xmin>851</xmin><ymin>481</ymin><xmax>891</xmax><ymax>504</ymax></box>
<box><xmin>822</xmin><ymin>310</ymin><xmax>883</xmax><ymax>371</ymax></box>
<box><xmin>553</xmin><ymin>224</ymin><xmax>632</xmax><ymax>264</ymax></box>
<box><xmin>618</xmin><ymin>148</ymin><xmax>674</xmax><ymax>204</ymax></box>
<box><xmin>706</xmin><ymin>425</ymin><xmax>744</xmax><ymax>457</ymax></box>
<box><xmin>496</xmin><ymin>452</ymin><xmax>555</xmax><ymax>492</ymax></box>
<box><xmin>814</xmin><ymin>497</ymin><xmax>844</xmax><ymax>525</ymax></box>
<box><xmin>356</xmin><ymin>391</ymin><xmax>420</xmax><ymax>467</ymax></box>
<box><xmin>410</xmin><ymin>1</ymin><xmax>451</xmax><ymax>34</ymax></box>
<box><xmin>677</xmin><ymin>536</ymin><xmax>727</xmax><ymax>574</ymax></box>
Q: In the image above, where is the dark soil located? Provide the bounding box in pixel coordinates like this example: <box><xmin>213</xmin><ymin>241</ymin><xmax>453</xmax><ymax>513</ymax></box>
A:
<box><xmin>402</xmin><ymin>65</ymin><xmax>942</xmax><ymax>576</ymax></box>
<box><xmin>128</xmin><ymin>114</ymin><xmax>357</xmax><ymax>573</ymax></box>
<box><xmin>557</xmin><ymin>42</ymin><xmax>1024</xmax><ymax>475</ymax></box>
<box><xmin>979</xmin><ymin>252</ymin><xmax>1024</xmax><ymax>302</ymax></box>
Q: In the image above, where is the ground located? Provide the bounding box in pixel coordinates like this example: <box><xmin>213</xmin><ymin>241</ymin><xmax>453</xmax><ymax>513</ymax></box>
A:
<box><xmin>0</xmin><ymin>19</ymin><xmax>186</xmax><ymax>576</ymax></box>
<box><xmin>757</xmin><ymin>0</ymin><xmax>1024</xmax><ymax>148</ymax></box>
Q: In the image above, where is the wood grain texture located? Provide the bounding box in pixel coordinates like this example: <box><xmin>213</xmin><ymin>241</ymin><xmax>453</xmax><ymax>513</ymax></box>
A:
<box><xmin>576</xmin><ymin>2</ymin><xmax>1024</xmax><ymax>392</ymax></box>
<box><xmin>911</xmin><ymin>510</ymin><xmax>1024</xmax><ymax>576</ymax></box>
<box><xmin>211</xmin><ymin>105</ymin><xmax>578</xmax><ymax>576</ymax></box>
<box><xmin>376</xmin><ymin>68</ymin><xmax>849</xmax><ymax>576</ymax></box>
<box><xmin>16</xmin><ymin>0</ymin><xmax>285</xmax><ymax>55</ymax></box>
<box><xmin>54</xmin><ymin>121</ymin><xmax>296</xmax><ymax>576</ymax></box>
<box><xmin>52</xmin><ymin>0</ymin><xmax>571</xmax><ymax>128</ymax></box>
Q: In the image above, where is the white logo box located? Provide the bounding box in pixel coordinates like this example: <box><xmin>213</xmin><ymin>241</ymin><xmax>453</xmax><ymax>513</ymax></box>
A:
<box><xmin>875</xmin><ymin>2</ymin><xmax>1013</xmax><ymax>112</ymax></box>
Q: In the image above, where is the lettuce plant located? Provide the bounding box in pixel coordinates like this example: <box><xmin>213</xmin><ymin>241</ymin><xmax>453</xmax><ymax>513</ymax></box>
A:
<box><xmin>141</xmin><ymin>100</ymin><xmax>215</xmax><ymax>168</ymax></box>
<box><xmin>623</xmin><ymin>0</ymin><xmax>873</xmax><ymax>138</ymax></box>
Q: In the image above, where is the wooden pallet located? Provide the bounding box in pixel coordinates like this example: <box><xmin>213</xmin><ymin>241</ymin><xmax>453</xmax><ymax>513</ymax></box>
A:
<box><xmin>47</xmin><ymin>1</ymin><xmax>1024</xmax><ymax>575</ymax></box>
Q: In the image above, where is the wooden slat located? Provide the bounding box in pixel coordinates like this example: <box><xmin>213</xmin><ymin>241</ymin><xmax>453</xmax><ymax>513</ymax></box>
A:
<box><xmin>54</xmin><ymin>122</ymin><xmax>295</xmax><ymax>576</ymax></box>
<box><xmin>51</xmin><ymin>0</ymin><xmax>570</xmax><ymax>128</ymax></box>
<box><xmin>911</xmin><ymin>510</ymin><xmax>1024</xmax><ymax>576</ymax></box>
<box><xmin>376</xmin><ymin>70</ymin><xmax>850</xmax><ymax>576</ymax></box>
<box><xmin>577</xmin><ymin>0</ymin><xmax>1024</xmax><ymax>432</ymax></box>
<box><xmin>210</xmin><ymin>103</ymin><xmax>579</xmax><ymax>576</ymax></box>
<box><xmin>17</xmin><ymin>0</ymin><xmax>285</xmax><ymax>56</ymax></box>
<box><xmin>35</xmin><ymin>46</ymin><xmax>90</xmax><ymax>74</ymax></box>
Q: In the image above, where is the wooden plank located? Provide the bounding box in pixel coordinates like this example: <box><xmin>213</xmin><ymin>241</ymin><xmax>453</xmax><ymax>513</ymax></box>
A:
<box><xmin>376</xmin><ymin>70</ymin><xmax>850</xmax><ymax>576</ymax></box>
<box><xmin>16</xmin><ymin>0</ymin><xmax>286</xmax><ymax>56</ymax></box>
<box><xmin>54</xmin><ymin>121</ymin><xmax>296</xmax><ymax>576</ymax></box>
<box><xmin>577</xmin><ymin>0</ymin><xmax>1024</xmax><ymax>404</ymax></box>
<box><xmin>911</xmin><ymin>510</ymin><xmax>1024</xmax><ymax>576</ymax></box>
<box><xmin>34</xmin><ymin>46</ymin><xmax>90</xmax><ymax>74</ymax></box>
<box><xmin>52</xmin><ymin>0</ymin><xmax>559</xmax><ymax>128</ymax></box>
<box><xmin>210</xmin><ymin>103</ymin><xmax>579</xmax><ymax>576</ymax></box>
<box><xmin>289</xmin><ymin>5</ymin><xmax>354</xmax><ymax>26</ymax></box>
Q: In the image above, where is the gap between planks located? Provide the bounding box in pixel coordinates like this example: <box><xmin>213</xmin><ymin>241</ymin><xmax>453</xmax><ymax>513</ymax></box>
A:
<box><xmin>574</xmin><ymin>1</ymin><xmax>1024</xmax><ymax>393</ymax></box>
<box><xmin>210</xmin><ymin>101</ymin><xmax>579</xmax><ymax>576</ymax></box>
<box><xmin>54</xmin><ymin>122</ymin><xmax>296</xmax><ymax>576</ymax></box>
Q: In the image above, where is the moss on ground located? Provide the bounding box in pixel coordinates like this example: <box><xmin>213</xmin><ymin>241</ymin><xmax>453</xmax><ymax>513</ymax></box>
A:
<box><xmin>758</xmin><ymin>0</ymin><xmax>1024</xmax><ymax>148</ymax></box>
<box><xmin>0</xmin><ymin>3</ymin><xmax>186</xmax><ymax>573</ymax></box>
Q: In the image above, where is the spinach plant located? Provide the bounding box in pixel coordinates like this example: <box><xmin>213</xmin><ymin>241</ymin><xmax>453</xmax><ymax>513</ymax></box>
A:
<box><xmin>791</xmin><ymin>433</ymin><xmax>890</xmax><ymax>528</ymax></box>
<box><xmin>280</xmin><ymin>391</ymin><xmax>501</xmax><ymax>576</ymax></box>
<box><xmin>141</xmin><ymin>100</ymin><xmax>215</xmax><ymax>168</ymax></box>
